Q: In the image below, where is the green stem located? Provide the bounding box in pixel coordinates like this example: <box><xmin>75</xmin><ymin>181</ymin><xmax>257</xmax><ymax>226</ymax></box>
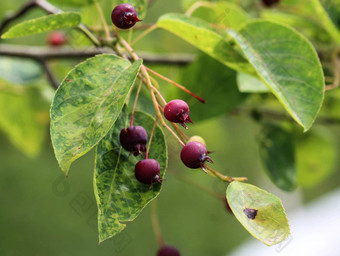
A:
<box><xmin>78</xmin><ymin>24</ymin><xmax>101</xmax><ymax>46</ymax></box>
<box><xmin>131</xmin><ymin>24</ymin><xmax>157</xmax><ymax>45</ymax></box>
<box><xmin>150</xmin><ymin>200</ymin><xmax>165</xmax><ymax>247</ymax></box>
<box><xmin>95</xmin><ymin>2</ymin><xmax>111</xmax><ymax>39</ymax></box>
<box><xmin>130</xmin><ymin>80</ymin><xmax>143</xmax><ymax>127</ymax></box>
<box><xmin>145</xmin><ymin>117</ymin><xmax>158</xmax><ymax>159</ymax></box>
<box><xmin>169</xmin><ymin>169</ymin><xmax>223</xmax><ymax>200</ymax></box>
<box><xmin>206</xmin><ymin>166</ymin><xmax>248</xmax><ymax>183</ymax></box>
<box><xmin>119</xmin><ymin>38</ymin><xmax>185</xmax><ymax>147</ymax></box>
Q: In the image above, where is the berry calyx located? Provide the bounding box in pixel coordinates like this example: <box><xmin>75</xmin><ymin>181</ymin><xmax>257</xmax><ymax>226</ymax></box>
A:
<box><xmin>111</xmin><ymin>3</ymin><xmax>141</xmax><ymax>29</ymax></box>
<box><xmin>135</xmin><ymin>159</ymin><xmax>163</xmax><ymax>189</ymax></box>
<box><xmin>180</xmin><ymin>141</ymin><xmax>213</xmax><ymax>171</ymax></box>
<box><xmin>157</xmin><ymin>245</ymin><xmax>181</xmax><ymax>256</ymax></box>
<box><xmin>262</xmin><ymin>0</ymin><xmax>280</xmax><ymax>7</ymax></box>
<box><xmin>47</xmin><ymin>31</ymin><xmax>66</xmax><ymax>46</ymax></box>
<box><xmin>164</xmin><ymin>99</ymin><xmax>192</xmax><ymax>128</ymax></box>
<box><xmin>120</xmin><ymin>126</ymin><xmax>148</xmax><ymax>155</ymax></box>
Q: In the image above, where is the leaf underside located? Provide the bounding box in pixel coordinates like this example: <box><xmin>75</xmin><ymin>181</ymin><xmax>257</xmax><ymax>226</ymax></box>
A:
<box><xmin>227</xmin><ymin>181</ymin><xmax>290</xmax><ymax>246</ymax></box>
<box><xmin>228</xmin><ymin>20</ymin><xmax>325</xmax><ymax>131</ymax></box>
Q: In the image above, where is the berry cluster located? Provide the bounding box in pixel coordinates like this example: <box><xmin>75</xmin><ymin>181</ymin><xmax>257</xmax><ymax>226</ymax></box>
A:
<box><xmin>112</xmin><ymin>5</ymin><xmax>215</xmax><ymax>255</ymax></box>
<box><xmin>119</xmin><ymin>99</ymin><xmax>213</xmax><ymax>189</ymax></box>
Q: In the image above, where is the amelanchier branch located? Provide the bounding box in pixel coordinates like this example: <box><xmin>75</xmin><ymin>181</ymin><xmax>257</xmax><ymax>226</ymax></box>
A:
<box><xmin>0</xmin><ymin>1</ymin><xmax>37</xmax><ymax>35</ymax></box>
<box><xmin>0</xmin><ymin>44</ymin><xmax>195</xmax><ymax>65</ymax></box>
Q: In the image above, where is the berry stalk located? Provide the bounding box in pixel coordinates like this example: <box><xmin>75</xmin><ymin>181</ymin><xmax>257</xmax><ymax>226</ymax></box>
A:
<box><xmin>131</xmin><ymin>24</ymin><xmax>157</xmax><ymax>45</ymax></box>
<box><xmin>145</xmin><ymin>66</ymin><xmax>206</xmax><ymax>103</ymax></box>
<box><xmin>95</xmin><ymin>2</ymin><xmax>111</xmax><ymax>39</ymax></box>
<box><xmin>206</xmin><ymin>165</ymin><xmax>248</xmax><ymax>183</ymax></box>
<box><xmin>130</xmin><ymin>79</ymin><xmax>143</xmax><ymax>126</ymax></box>
<box><xmin>120</xmin><ymin>38</ymin><xmax>185</xmax><ymax>147</ymax></box>
<box><xmin>150</xmin><ymin>200</ymin><xmax>165</xmax><ymax>247</ymax></box>
<box><xmin>145</xmin><ymin>117</ymin><xmax>159</xmax><ymax>159</ymax></box>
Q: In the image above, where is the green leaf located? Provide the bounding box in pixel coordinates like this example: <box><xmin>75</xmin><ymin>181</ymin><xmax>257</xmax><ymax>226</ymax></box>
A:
<box><xmin>261</xmin><ymin>10</ymin><xmax>331</xmax><ymax>44</ymax></box>
<box><xmin>227</xmin><ymin>181</ymin><xmax>290</xmax><ymax>246</ymax></box>
<box><xmin>49</xmin><ymin>0</ymin><xmax>96</xmax><ymax>7</ymax></box>
<box><xmin>116</xmin><ymin>0</ymin><xmax>147</xmax><ymax>19</ymax></box>
<box><xmin>228</xmin><ymin>20</ymin><xmax>325</xmax><ymax>131</ymax></box>
<box><xmin>259</xmin><ymin>124</ymin><xmax>297</xmax><ymax>191</ymax></box>
<box><xmin>237</xmin><ymin>73</ymin><xmax>270</xmax><ymax>93</ymax></box>
<box><xmin>1</xmin><ymin>12</ymin><xmax>81</xmax><ymax>39</ymax></box>
<box><xmin>311</xmin><ymin>0</ymin><xmax>340</xmax><ymax>44</ymax></box>
<box><xmin>50</xmin><ymin>55</ymin><xmax>142</xmax><ymax>175</ymax></box>
<box><xmin>94</xmin><ymin>107</ymin><xmax>167</xmax><ymax>243</ymax></box>
<box><xmin>0</xmin><ymin>81</ymin><xmax>50</xmax><ymax>157</ymax></box>
<box><xmin>0</xmin><ymin>57</ymin><xmax>43</xmax><ymax>85</ymax></box>
<box><xmin>157</xmin><ymin>13</ymin><xmax>251</xmax><ymax>73</ymax></box>
<box><xmin>296</xmin><ymin>127</ymin><xmax>337</xmax><ymax>188</ymax></box>
<box><xmin>174</xmin><ymin>53</ymin><xmax>246</xmax><ymax>121</ymax></box>
<box><xmin>191</xmin><ymin>1</ymin><xmax>250</xmax><ymax>30</ymax></box>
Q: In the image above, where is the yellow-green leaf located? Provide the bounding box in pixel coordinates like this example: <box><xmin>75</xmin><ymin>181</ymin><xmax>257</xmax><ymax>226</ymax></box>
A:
<box><xmin>50</xmin><ymin>55</ymin><xmax>142</xmax><ymax>175</ymax></box>
<box><xmin>1</xmin><ymin>12</ymin><xmax>81</xmax><ymax>39</ymax></box>
<box><xmin>157</xmin><ymin>13</ymin><xmax>251</xmax><ymax>73</ymax></box>
<box><xmin>227</xmin><ymin>181</ymin><xmax>290</xmax><ymax>246</ymax></box>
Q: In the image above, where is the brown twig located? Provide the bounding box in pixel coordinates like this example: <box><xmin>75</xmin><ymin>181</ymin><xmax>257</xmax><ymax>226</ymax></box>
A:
<box><xmin>0</xmin><ymin>44</ymin><xmax>195</xmax><ymax>65</ymax></box>
<box><xmin>0</xmin><ymin>1</ymin><xmax>37</xmax><ymax>35</ymax></box>
<box><xmin>39</xmin><ymin>59</ymin><xmax>59</xmax><ymax>89</ymax></box>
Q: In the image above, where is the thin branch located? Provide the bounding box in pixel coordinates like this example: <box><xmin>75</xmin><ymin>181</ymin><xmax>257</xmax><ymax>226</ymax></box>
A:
<box><xmin>145</xmin><ymin>117</ymin><xmax>158</xmax><ymax>159</ymax></box>
<box><xmin>0</xmin><ymin>1</ymin><xmax>37</xmax><ymax>35</ymax></box>
<box><xmin>35</xmin><ymin>0</ymin><xmax>62</xmax><ymax>14</ymax></box>
<box><xmin>119</xmin><ymin>38</ymin><xmax>185</xmax><ymax>147</ymax></box>
<box><xmin>0</xmin><ymin>44</ymin><xmax>109</xmax><ymax>59</ymax></box>
<box><xmin>39</xmin><ymin>59</ymin><xmax>59</xmax><ymax>89</ymax></box>
<box><xmin>35</xmin><ymin>0</ymin><xmax>101</xmax><ymax>46</ymax></box>
<box><xmin>130</xmin><ymin>80</ymin><xmax>143</xmax><ymax>126</ymax></box>
<box><xmin>168</xmin><ymin>169</ymin><xmax>223</xmax><ymax>201</ymax></box>
<box><xmin>0</xmin><ymin>44</ymin><xmax>195</xmax><ymax>65</ymax></box>
<box><xmin>206</xmin><ymin>166</ymin><xmax>248</xmax><ymax>183</ymax></box>
<box><xmin>0</xmin><ymin>0</ymin><xmax>100</xmax><ymax>46</ymax></box>
<box><xmin>94</xmin><ymin>2</ymin><xmax>111</xmax><ymax>39</ymax></box>
<box><xmin>150</xmin><ymin>200</ymin><xmax>165</xmax><ymax>247</ymax></box>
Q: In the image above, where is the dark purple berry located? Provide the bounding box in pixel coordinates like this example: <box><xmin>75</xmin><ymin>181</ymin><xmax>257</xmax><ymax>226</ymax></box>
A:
<box><xmin>180</xmin><ymin>141</ymin><xmax>213</xmax><ymax>171</ymax></box>
<box><xmin>111</xmin><ymin>3</ymin><xmax>141</xmax><ymax>29</ymax></box>
<box><xmin>120</xmin><ymin>126</ymin><xmax>148</xmax><ymax>155</ymax></box>
<box><xmin>164</xmin><ymin>99</ymin><xmax>192</xmax><ymax>128</ymax></box>
<box><xmin>157</xmin><ymin>245</ymin><xmax>181</xmax><ymax>256</ymax></box>
<box><xmin>135</xmin><ymin>159</ymin><xmax>163</xmax><ymax>189</ymax></box>
<box><xmin>262</xmin><ymin>0</ymin><xmax>280</xmax><ymax>7</ymax></box>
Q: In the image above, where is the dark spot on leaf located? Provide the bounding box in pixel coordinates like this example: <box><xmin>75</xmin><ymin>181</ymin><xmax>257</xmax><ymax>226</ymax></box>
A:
<box><xmin>243</xmin><ymin>208</ymin><xmax>257</xmax><ymax>220</ymax></box>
